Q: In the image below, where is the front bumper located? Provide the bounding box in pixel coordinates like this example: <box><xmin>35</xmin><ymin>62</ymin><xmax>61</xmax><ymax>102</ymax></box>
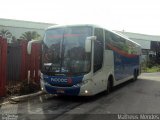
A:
<box><xmin>40</xmin><ymin>79</ymin><xmax>94</xmax><ymax>96</ymax></box>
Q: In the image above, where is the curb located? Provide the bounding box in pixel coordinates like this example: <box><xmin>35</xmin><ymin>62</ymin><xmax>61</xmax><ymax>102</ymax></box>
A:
<box><xmin>11</xmin><ymin>91</ymin><xmax>45</xmax><ymax>100</ymax></box>
<box><xmin>0</xmin><ymin>91</ymin><xmax>45</xmax><ymax>106</ymax></box>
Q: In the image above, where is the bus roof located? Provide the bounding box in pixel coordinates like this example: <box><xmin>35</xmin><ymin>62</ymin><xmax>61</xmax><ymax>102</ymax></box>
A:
<box><xmin>46</xmin><ymin>24</ymin><xmax>98</xmax><ymax>30</ymax></box>
<box><xmin>46</xmin><ymin>24</ymin><xmax>141</xmax><ymax>47</ymax></box>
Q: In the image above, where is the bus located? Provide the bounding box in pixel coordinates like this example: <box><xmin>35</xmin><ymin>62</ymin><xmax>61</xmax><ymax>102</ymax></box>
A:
<box><xmin>28</xmin><ymin>24</ymin><xmax>141</xmax><ymax>96</ymax></box>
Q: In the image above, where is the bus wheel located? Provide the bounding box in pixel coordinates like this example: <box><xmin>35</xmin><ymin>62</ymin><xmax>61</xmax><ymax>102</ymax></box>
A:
<box><xmin>133</xmin><ymin>70</ymin><xmax>138</xmax><ymax>81</ymax></box>
<box><xmin>106</xmin><ymin>78</ymin><xmax>112</xmax><ymax>94</ymax></box>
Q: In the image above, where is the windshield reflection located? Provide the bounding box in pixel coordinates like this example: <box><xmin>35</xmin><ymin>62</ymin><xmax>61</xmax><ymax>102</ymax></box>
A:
<box><xmin>42</xmin><ymin>26</ymin><xmax>92</xmax><ymax>76</ymax></box>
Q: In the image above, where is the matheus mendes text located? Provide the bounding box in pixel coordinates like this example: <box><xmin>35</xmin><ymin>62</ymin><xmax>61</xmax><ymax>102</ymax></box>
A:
<box><xmin>118</xmin><ymin>114</ymin><xmax>160</xmax><ymax>120</ymax></box>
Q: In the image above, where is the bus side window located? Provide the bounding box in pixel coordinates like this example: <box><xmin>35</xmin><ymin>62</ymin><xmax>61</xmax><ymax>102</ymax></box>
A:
<box><xmin>105</xmin><ymin>30</ymin><xmax>111</xmax><ymax>50</ymax></box>
<box><xmin>94</xmin><ymin>28</ymin><xmax>104</xmax><ymax>73</ymax></box>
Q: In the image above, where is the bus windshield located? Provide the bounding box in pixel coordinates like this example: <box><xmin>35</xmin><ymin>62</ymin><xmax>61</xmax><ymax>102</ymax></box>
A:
<box><xmin>42</xmin><ymin>26</ymin><xmax>92</xmax><ymax>76</ymax></box>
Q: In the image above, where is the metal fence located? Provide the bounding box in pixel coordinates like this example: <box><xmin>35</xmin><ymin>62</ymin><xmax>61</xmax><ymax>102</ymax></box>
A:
<box><xmin>7</xmin><ymin>43</ymin><xmax>22</xmax><ymax>85</ymax></box>
<box><xmin>0</xmin><ymin>37</ymin><xmax>7</xmax><ymax>97</ymax></box>
<box><xmin>0</xmin><ymin>37</ymin><xmax>41</xmax><ymax>97</ymax></box>
<box><xmin>29</xmin><ymin>43</ymin><xmax>41</xmax><ymax>82</ymax></box>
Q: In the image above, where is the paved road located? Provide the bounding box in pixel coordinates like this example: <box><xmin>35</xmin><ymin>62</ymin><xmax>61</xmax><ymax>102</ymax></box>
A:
<box><xmin>0</xmin><ymin>73</ymin><xmax>160</xmax><ymax>120</ymax></box>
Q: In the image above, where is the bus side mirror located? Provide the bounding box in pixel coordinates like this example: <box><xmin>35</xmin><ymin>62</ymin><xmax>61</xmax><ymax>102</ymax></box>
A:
<box><xmin>27</xmin><ymin>39</ymin><xmax>42</xmax><ymax>54</ymax></box>
<box><xmin>85</xmin><ymin>36</ymin><xmax>96</xmax><ymax>53</ymax></box>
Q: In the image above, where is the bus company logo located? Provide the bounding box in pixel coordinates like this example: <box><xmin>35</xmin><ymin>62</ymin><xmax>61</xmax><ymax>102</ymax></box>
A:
<box><xmin>51</xmin><ymin>78</ymin><xmax>67</xmax><ymax>83</ymax></box>
<box><xmin>67</xmin><ymin>78</ymin><xmax>72</xmax><ymax>84</ymax></box>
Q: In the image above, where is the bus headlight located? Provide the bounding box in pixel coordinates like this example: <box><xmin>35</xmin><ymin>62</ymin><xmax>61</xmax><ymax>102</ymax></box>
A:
<box><xmin>41</xmin><ymin>87</ymin><xmax>44</xmax><ymax>91</ymax></box>
<box><xmin>85</xmin><ymin>90</ymin><xmax>88</xmax><ymax>94</ymax></box>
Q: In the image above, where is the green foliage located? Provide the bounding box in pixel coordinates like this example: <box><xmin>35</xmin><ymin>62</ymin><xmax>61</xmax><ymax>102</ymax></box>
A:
<box><xmin>20</xmin><ymin>31</ymin><xmax>42</xmax><ymax>41</ymax></box>
<box><xmin>0</xmin><ymin>29</ymin><xmax>12</xmax><ymax>41</ymax></box>
<box><xmin>0</xmin><ymin>29</ymin><xmax>12</xmax><ymax>38</ymax></box>
<box><xmin>11</xmin><ymin>36</ymin><xmax>17</xmax><ymax>43</ymax></box>
<box><xmin>141</xmin><ymin>60</ymin><xmax>160</xmax><ymax>73</ymax></box>
<box><xmin>0</xmin><ymin>29</ymin><xmax>18</xmax><ymax>43</ymax></box>
<box><xmin>144</xmin><ymin>66</ymin><xmax>160</xmax><ymax>73</ymax></box>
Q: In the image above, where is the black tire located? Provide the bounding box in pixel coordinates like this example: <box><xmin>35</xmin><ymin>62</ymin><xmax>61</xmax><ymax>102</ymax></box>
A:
<box><xmin>106</xmin><ymin>79</ymin><xmax>112</xmax><ymax>94</ymax></box>
<box><xmin>133</xmin><ymin>70</ymin><xmax>138</xmax><ymax>81</ymax></box>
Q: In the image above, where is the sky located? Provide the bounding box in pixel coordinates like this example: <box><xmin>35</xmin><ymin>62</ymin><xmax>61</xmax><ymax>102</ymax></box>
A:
<box><xmin>0</xmin><ymin>0</ymin><xmax>160</xmax><ymax>35</ymax></box>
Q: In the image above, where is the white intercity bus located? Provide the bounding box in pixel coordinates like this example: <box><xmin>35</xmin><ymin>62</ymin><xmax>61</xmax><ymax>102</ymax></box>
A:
<box><xmin>28</xmin><ymin>24</ymin><xmax>141</xmax><ymax>96</ymax></box>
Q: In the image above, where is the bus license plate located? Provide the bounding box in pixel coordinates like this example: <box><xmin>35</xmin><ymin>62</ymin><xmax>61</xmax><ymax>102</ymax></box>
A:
<box><xmin>56</xmin><ymin>89</ymin><xmax>65</xmax><ymax>93</ymax></box>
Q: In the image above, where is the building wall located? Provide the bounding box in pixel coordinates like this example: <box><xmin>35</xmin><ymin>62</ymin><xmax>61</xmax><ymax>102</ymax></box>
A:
<box><xmin>116</xmin><ymin>31</ymin><xmax>160</xmax><ymax>49</ymax></box>
<box><xmin>0</xmin><ymin>25</ymin><xmax>45</xmax><ymax>42</ymax></box>
<box><xmin>115</xmin><ymin>31</ymin><xmax>160</xmax><ymax>62</ymax></box>
<box><xmin>0</xmin><ymin>18</ymin><xmax>55</xmax><ymax>43</ymax></box>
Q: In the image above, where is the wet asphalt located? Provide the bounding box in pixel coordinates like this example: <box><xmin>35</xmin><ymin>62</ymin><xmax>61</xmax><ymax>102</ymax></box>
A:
<box><xmin>0</xmin><ymin>72</ymin><xmax>160</xmax><ymax>120</ymax></box>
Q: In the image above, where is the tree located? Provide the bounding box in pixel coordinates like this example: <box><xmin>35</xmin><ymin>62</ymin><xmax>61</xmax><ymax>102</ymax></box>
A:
<box><xmin>0</xmin><ymin>29</ymin><xmax>12</xmax><ymax>40</ymax></box>
<box><xmin>11</xmin><ymin>36</ymin><xmax>17</xmax><ymax>43</ymax></box>
<box><xmin>20</xmin><ymin>31</ymin><xmax>41</xmax><ymax>41</ymax></box>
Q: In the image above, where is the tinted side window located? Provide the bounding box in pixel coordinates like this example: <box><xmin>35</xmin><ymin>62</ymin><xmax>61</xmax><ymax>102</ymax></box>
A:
<box><xmin>105</xmin><ymin>31</ymin><xmax>138</xmax><ymax>55</ymax></box>
<box><xmin>105</xmin><ymin>30</ymin><xmax>111</xmax><ymax>50</ymax></box>
<box><xmin>94</xmin><ymin>28</ymin><xmax>104</xmax><ymax>73</ymax></box>
<box><xmin>110</xmin><ymin>33</ymin><xmax>125</xmax><ymax>51</ymax></box>
<box><xmin>126</xmin><ymin>40</ymin><xmax>138</xmax><ymax>54</ymax></box>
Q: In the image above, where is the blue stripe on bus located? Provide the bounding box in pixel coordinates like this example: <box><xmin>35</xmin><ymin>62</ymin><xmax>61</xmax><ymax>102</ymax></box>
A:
<box><xmin>43</xmin><ymin>75</ymin><xmax>83</xmax><ymax>95</ymax></box>
<box><xmin>43</xmin><ymin>75</ymin><xmax>83</xmax><ymax>86</ymax></box>
<box><xmin>114</xmin><ymin>52</ymin><xmax>139</xmax><ymax>80</ymax></box>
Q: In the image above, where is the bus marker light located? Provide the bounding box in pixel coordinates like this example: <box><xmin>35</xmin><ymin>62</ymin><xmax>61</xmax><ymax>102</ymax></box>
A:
<box><xmin>67</xmin><ymin>78</ymin><xmax>72</xmax><ymax>84</ymax></box>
